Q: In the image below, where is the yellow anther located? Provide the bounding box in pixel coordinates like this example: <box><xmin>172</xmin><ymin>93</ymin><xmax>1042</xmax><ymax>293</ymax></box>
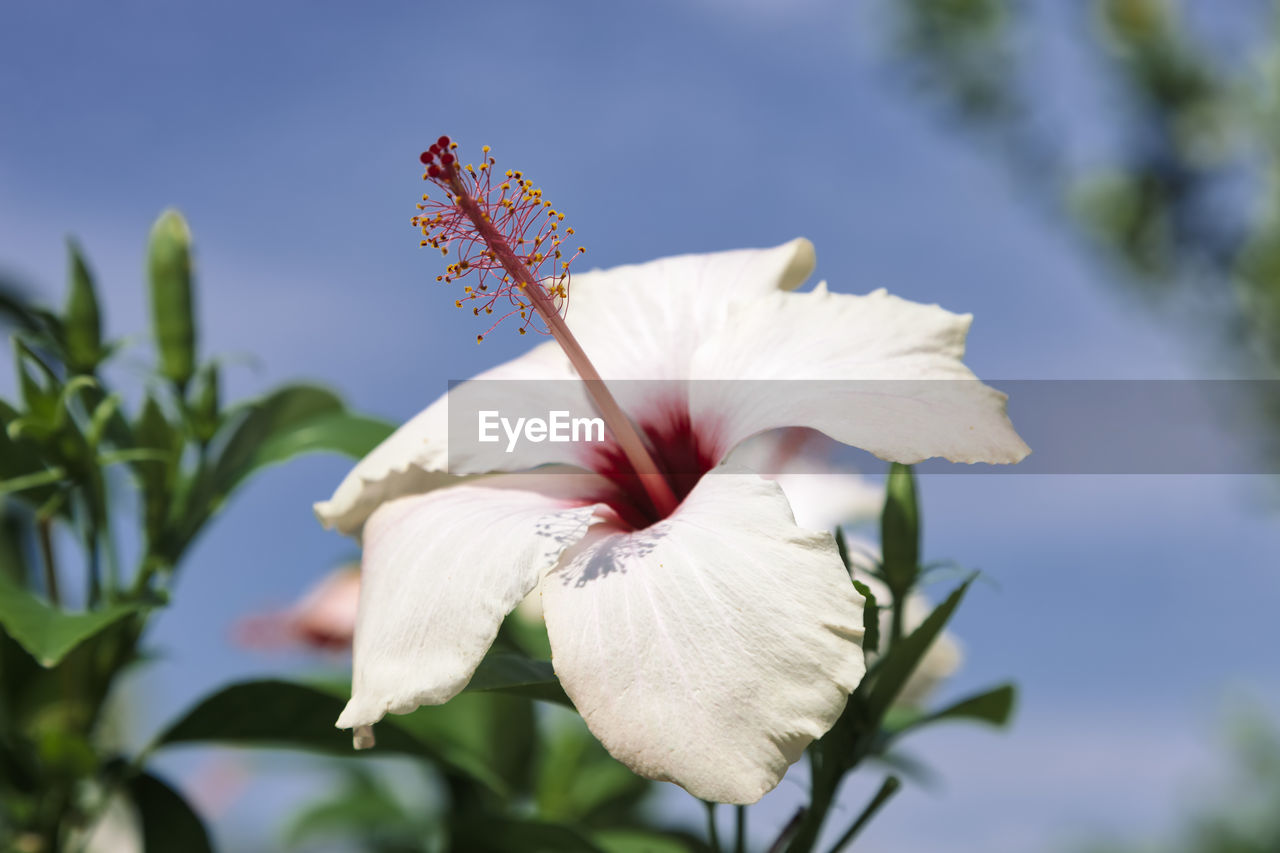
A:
<box><xmin>482</xmin><ymin>145</ymin><xmax>491</xmax><ymax>153</ymax></box>
<box><xmin>566</xmin><ymin>226</ymin><xmax>574</xmax><ymax>233</ymax></box>
<box><xmin>477</xmin><ymin>334</ymin><xmax>484</xmax><ymax>343</ymax></box>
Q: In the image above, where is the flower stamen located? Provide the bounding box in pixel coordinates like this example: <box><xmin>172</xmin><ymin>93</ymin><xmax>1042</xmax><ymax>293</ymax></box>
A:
<box><xmin>414</xmin><ymin>138</ymin><xmax>679</xmax><ymax>519</ymax></box>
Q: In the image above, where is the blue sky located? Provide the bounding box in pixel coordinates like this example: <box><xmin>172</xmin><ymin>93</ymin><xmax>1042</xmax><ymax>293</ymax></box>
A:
<box><xmin>2</xmin><ymin>1</ymin><xmax>1277</xmax><ymax>850</ymax></box>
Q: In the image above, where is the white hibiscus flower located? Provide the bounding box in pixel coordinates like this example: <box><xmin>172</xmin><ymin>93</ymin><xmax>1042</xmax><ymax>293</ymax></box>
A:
<box><xmin>316</xmin><ymin>236</ymin><xmax>1027</xmax><ymax>804</ymax></box>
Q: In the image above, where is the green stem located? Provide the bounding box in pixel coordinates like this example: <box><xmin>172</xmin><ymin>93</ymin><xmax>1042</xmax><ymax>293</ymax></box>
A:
<box><xmin>705</xmin><ymin>801</ymin><xmax>723</xmax><ymax>853</ymax></box>
<box><xmin>84</xmin><ymin>508</ymin><xmax>102</xmax><ymax>607</ymax></box>
<box><xmin>889</xmin><ymin>586</ymin><xmax>905</xmax><ymax>649</ymax></box>
<box><xmin>781</xmin><ymin>754</ymin><xmax>841</xmax><ymax>853</ymax></box>
<box><xmin>766</xmin><ymin>809</ymin><xmax>805</xmax><ymax>853</ymax></box>
<box><xmin>735</xmin><ymin>805</ymin><xmax>747</xmax><ymax>853</ymax></box>
<box><xmin>36</xmin><ymin>516</ymin><xmax>60</xmax><ymax>606</ymax></box>
<box><xmin>823</xmin><ymin>777</ymin><xmax>901</xmax><ymax>853</ymax></box>
<box><xmin>102</xmin><ymin>514</ymin><xmax>121</xmax><ymax>601</ymax></box>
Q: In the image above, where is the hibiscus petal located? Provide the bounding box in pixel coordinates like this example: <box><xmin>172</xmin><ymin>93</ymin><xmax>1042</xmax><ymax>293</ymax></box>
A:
<box><xmin>316</xmin><ymin>240</ymin><xmax>819</xmax><ymax>535</ymax></box>
<box><xmin>335</xmin><ymin>474</ymin><xmax>610</xmax><ymax>731</ymax></box>
<box><xmin>563</xmin><ymin>238</ymin><xmax>816</xmax><ymax>380</ymax></box>
<box><xmin>690</xmin><ymin>287</ymin><xmax>1031</xmax><ymax>466</ymax></box>
<box><xmin>314</xmin><ymin>341</ymin><xmax>587</xmax><ymax>536</ymax></box>
<box><xmin>541</xmin><ymin>471</ymin><xmax>866</xmax><ymax>804</ymax></box>
<box><xmin>724</xmin><ymin>430</ymin><xmax>883</xmax><ymax>531</ymax></box>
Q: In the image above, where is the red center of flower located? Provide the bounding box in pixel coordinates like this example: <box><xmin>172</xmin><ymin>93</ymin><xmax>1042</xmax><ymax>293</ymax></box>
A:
<box><xmin>584</xmin><ymin>407</ymin><xmax>720</xmax><ymax>529</ymax></box>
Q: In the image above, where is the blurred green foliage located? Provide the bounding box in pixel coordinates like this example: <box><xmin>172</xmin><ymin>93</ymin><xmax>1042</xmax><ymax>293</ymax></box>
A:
<box><xmin>0</xmin><ymin>212</ymin><xmax>392</xmax><ymax>851</ymax></box>
<box><xmin>889</xmin><ymin>0</ymin><xmax>1280</xmax><ymax>374</ymax></box>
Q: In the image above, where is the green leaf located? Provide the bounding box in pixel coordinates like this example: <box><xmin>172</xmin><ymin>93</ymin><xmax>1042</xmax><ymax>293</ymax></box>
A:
<box><xmin>164</xmin><ymin>385</ymin><xmax>389</xmax><ymax>562</ymax></box>
<box><xmin>284</xmin><ymin>766</ymin><xmax>426</xmax><ymax>848</ymax></box>
<box><xmin>132</xmin><ymin>395</ymin><xmax>180</xmax><ymax>543</ymax></box>
<box><xmin>78</xmin><ymin>384</ymin><xmax>133</xmax><ymax>450</ymax></box>
<box><xmin>190</xmin><ymin>364</ymin><xmax>220</xmax><ymax>443</ymax></box>
<box><xmin>63</xmin><ymin>239</ymin><xmax>103</xmax><ymax>373</ymax></box>
<box><xmin>393</xmin><ymin>691</ymin><xmax>536</xmax><ymax>794</ymax></box>
<box><xmin>208</xmin><ymin>385</ymin><xmax>359</xmax><ymax>498</ymax></box>
<box><xmin>895</xmin><ymin>683</ymin><xmax>1017</xmax><ymax>736</ymax></box>
<box><xmin>0</xmin><ymin>468</ymin><xmax>67</xmax><ymax>498</ymax></box>
<box><xmin>880</xmin><ymin>463</ymin><xmax>919</xmax><ymax>593</ymax></box>
<box><xmin>0</xmin><ymin>275</ymin><xmax>60</xmax><ymax>339</ymax></box>
<box><xmin>851</xmin><ymin>579</ymin><xmax>880</xmax><ymax>655</ymax></box>
<box><xmin>148</xmin><ymin>210</ymin><xmax>196</xmax><ymax>389</ymax></box>
<box><xmin>452</xmin><ymin>817</ymin><xmax>604</xmax><ymax>853</ymax></box>
<box><xmin>85</xmin><ymin>392</ymin><xmax>123</xmax><ymax>450</ymax></box>
<box><xmin>14</xmin><ymin>339</ymin><xmax>59</xmax><ymax>424</ymax></box>
<box><xmin>0</xmin><ymin>401</ymin><xmax>34</xmax><ymax>468</ymax></box>
<box><xmin>152</xmin><ymin>679</ymin><xmax>508</xmax><ymax>795</ymax></box>
<box><xmin>246</xmin><ymin>410</ymin><xmax>394</xmax><ymax>472</ymax></box>
<box><xmin>864</xmin><ymin>575</ymin><xmax>975</xmax><ymax>722</ymax></box>
<box><xmin>465</xmin><ymin>652</ymin><xmax>572</xmax><ymax>707</ymax></box>
<box><xmin>834</xmin><ymin>526</ymin><xmax>852</xmax><ymax>570</ymax></box>
<box><xmin>127</xmin><ymin>770</ymin><xmax>214</xmax><ymax>853</ymax></box>
<box><xmin>593</xmin><ymin>829</ymin><xmax>711</xmax><ymax>853</ymax></box>
<box><xmin>0</xmin><ymin>572</ymin><xmax>144</xmax><ymax>667</ymax></box>
<box><xmin>535</xmin><ymin>714</ymin><xmax>650</xmax><ymax>826</ymax></box>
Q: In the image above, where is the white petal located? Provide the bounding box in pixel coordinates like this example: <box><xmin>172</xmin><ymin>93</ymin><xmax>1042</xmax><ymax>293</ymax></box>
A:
<box><xmin>690</xmin><ymin>287</ymin><xmax>1031</xmax><ymax>466</ymax></box>
<box><xmin>562</xmin><ymin>238</ymin><xmax>816</xmax><ymax>380</ymax></box>
<box><xmin>336</xmin><ymin>474</ymin><xmax>610</xmax><ymax>730</ymax></box>
<box><xmin>317</xmin><ymin>240</ymin><xmax>816</xmax><ymax>536</ymax></box>
<box><xmin>82</xmin><ymin>794</ymin><xmax>141</xmax><ymax>853</ymax></box>
<box><xmin>724</xmin><ymin>431</ymin><xmax>883</xmax><ymax>531</ymax></box>
<box><xmin>314</xmin><ymin>341</ymin><xmax>585</xmax><ymax>536</ymax></box>
<box><xmin>541</xmin><ymin>470</ymin><xmax>865</xmax><ymax>804</ymax></box>
<box><xmin>771</xmin><ymin>469</ymin><xmax>883</xmax><ymax>533</ymax></box>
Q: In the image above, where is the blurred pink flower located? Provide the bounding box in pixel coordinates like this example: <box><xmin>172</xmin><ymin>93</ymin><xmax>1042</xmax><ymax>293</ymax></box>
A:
<box><xmin>237</xmin><ymin>566</ymin><xmax>360</xmax><ymax>653</ymax></box>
